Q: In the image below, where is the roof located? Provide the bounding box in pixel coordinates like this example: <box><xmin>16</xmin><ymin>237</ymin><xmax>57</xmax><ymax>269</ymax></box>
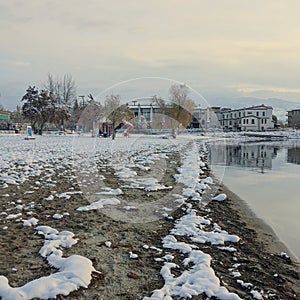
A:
<box><xmin>243</xmin><ymin>104</ymin><xmax>273</xmax><ymax>110</ymax></box>
<box><xmin>287</xmin><ymin>108</ymin><xmax>300</xmax><ymax>112</ymax></box>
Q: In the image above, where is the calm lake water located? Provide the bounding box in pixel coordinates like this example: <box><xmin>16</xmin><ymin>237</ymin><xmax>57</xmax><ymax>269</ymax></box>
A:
<box><xmin>208</xmin><ymin>140</ymin><xmax>300</xmax><ymax>260</ymax></box>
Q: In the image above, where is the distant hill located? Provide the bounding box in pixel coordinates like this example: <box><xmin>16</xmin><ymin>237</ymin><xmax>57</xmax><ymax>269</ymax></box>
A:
<box><xmin>207</xmin><ymin>97</ymin><xmax>300</xmax><ymax>123</ymax></box>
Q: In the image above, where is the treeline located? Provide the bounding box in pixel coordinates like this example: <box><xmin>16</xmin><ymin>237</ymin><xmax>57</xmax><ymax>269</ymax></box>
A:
<box><xmin>21</xmin><ymin>74</ymin><xmax>78</xmax><ymax>133</ymax></box>
<box><xmin>15</xmin><ymin>76</ymin><xmax>196</xmax><ymax>137</ymax></box>
<box><xmin>20</xmin><ymin>74</ymin><xmax>134</xmax><ymax>134</ymax></box>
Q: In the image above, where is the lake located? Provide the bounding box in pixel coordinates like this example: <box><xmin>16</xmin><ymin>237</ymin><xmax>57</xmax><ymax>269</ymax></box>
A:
<box><xmin>208</xmin><ymin>139</ymin><xmax>300</xmax><ymax>260</ymax></box>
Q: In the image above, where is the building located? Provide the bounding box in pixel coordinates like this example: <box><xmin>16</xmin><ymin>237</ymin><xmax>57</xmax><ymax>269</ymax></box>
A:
<box><xmin>190</xmin><ymin>106</ymin><xmax>221</xmax><ymax>130</ymax></box>
<box><xmin>218</xmin><ymin>104</ymin><xmax>274</xmax><ymax>132</ymax></box>
<box><xmin>129</xmin><ymin>101</ymin><xmax>159</xmax><ymax>127</ymax></box>
<box><xmin>287</xmin><ymin>108</ymin><xmax>300</xmax><ymax>129</ymax></box>
<box><xmin>127</xmin><ymin>99</ymin><xmax>274</xmax><ymax>132</ymax></box>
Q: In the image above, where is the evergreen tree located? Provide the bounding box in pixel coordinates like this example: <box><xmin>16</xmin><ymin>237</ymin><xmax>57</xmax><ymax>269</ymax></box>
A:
<box><xmin>21</xmin><ymin>86</ymin><xmax>54</xmax><ymax>134</ymax></box>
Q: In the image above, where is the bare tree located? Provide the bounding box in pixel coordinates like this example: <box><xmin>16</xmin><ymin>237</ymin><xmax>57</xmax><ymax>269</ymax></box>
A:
<box><xmin>156</xmin><ymin>84</ymin><xmax>195</xmax><ymax>138</ymax></box>
<box><xmin>77</xmin><ymin>100</ymin><xmax>103</xmax><ymax>133</ymax></box>
<box><xmin>104</xmin><ymin>94</ymin><xmax>134</xmax><ymax>139</ymax></box>
<box><xmin>61</xmin><ymin>74</ymin><xmax>76</xmax><ymax>105</ymax></box>
<box><xmin>44</xmin><ymin>74</ymin><xmax>76</xmax><ymax>130</ymax></box>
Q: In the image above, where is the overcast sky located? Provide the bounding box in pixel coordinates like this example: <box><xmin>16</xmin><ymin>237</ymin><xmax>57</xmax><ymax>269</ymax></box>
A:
<box><xmin>1</xmin><ymin>0</ymin><xmax>300</xmax><ymax>109</ymax></box>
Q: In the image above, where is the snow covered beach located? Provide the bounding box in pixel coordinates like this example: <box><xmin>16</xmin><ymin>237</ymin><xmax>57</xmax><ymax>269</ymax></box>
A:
<box><xmin>0</xmin><ymin>134</ymin><xmax>299</xmax><ymax>299</ymax></box>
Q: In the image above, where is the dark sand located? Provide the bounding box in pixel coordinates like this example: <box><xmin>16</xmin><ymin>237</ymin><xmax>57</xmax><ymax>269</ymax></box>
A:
<box><xmin>0</xmin><ymin>155</ymin><xmax>299</xmax><ymax>299</ymax></box>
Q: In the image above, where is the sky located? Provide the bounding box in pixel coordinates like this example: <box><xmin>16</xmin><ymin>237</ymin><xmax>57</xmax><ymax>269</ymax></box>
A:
<box><xmin>1</xmin><ymin>0</ymin><xmax>300</xmax><ymax>110</ymax></box>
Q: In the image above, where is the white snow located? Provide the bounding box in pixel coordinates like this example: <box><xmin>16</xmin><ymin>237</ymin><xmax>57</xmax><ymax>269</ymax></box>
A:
<box><xmin>77</xmin><ymin>197</ymin><xmax>121</xmax><ymax>211</ymax></box>
<box><xmin>6</xmin><ymin>213</ymin><xmax>22</xmax><ymax>220</ymax></box>
<box><xmin>212</xmin><ymin>193</ymin><xmax>227</xmax><ymax>201</ymax></box>
<box><xmin>105</xmin><ymin>241</ymin><xmax>112</xmax><ymax>248</ymax></box>
<box><xmin>250</xmin><ymin>290</ymin><xmax>263</xmax><ymax>299</ymax></box>
<box><xmin>45</xmin><ymin>194</ymin><xmax>54</xmax><ymax>201</ymax></box>
<box><xmin>144</xmin><ymin>250</ymin><xmax>242</xmax><ymax>300</ymax></box>
<box><xmin>0</xmin><ymin>225</ymin><xmax>98</xmax><ymax>300</ymax></box>
<box><xmin>129</xmin><ymin>251</ymin><xmax>138</xmax><ymax>259</ymax></box>
<box><xmin>170</xmin><ymin>209</ymin><xmax>240</xmax><ymax>245</ymax></box>
<box><xmin>23</xmin><ymin>217</ymin><xmax>39</xmax><ymax>227</ymax></box>
<box><xmin>0</xmin><ymin>134</ymin><xmax>259</xmax><ymax>300</ymax></box>
<box><xmin>236</xmin><ymin>279</ymin><xmax>253</xmax><ymax>289</ymax></box>
<box><xmin>52</xmin><ymin>213</ymin><xmax>64</xmax><ymax>219</ymax></box>
<box><xmin>94</xmin><ymin>187</ymin><xmax>123</xmax><ymax>195</ymax></box>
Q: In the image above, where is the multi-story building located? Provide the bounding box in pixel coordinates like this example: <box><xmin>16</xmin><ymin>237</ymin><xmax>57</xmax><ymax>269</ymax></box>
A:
<box><xmin>190</xmin><ymin>106</ymin><xmax>221</xmax><ymax>130</ymax></box>
<box><xmin>128</xmin><ymin>100</ymin><xmax>161</xmax><ymax>129</ymax></box>
<box><xmin>219</xmin><ymin>104</ymin><xmax>274</xmax><ymax>132</ymax></box>
<box><xmin>127</xmin><ymin>99</ymin><xmax>274</xmax><ymax>132</ymax></box>
<box><xmin>287</xmin><ymin>108</ymin><xmax>300</xmax><ymax>129</ymax></box>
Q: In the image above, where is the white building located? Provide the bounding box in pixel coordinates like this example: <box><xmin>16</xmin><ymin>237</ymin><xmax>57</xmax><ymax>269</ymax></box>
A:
<box><xmin>219</xmin><ymin>104</ymin><xmax>274</xmax><ymax>131</ymax></box>
<box><xmin>191</xmin><ymin>106</ymin><xmax>221</xmax><ymax>130</ymax></box>
<box><xmin>128</xmin><ymin>100</ymin><xmax>274</xmax><ymax>132</ymax></box>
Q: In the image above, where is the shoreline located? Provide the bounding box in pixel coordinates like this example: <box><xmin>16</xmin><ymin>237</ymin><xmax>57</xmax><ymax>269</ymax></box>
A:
<box><xmin>206</xmin><ymin>181</ymin><xmax>300</xmax><ymax>297</ymax></box>
<box><xmin>222</xmin><ymin>184</ymin><xmax>300</xmax><ymax>265</ymax></box>
<box><xmin>1</xmin><ymin>135</ymin><xmax>299</xmax><ymax>299</ymax></box>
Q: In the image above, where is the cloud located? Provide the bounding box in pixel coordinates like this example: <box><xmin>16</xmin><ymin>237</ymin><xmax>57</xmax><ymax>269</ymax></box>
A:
<box><xmin>1</xmin><ymin>0</ymin><xmax>300</xmax><ymax>109</ymax></box>
<box><xmin>8</xmin><ymin>60</ymin><xmax>31</xmax><ymax>68</ymax></box>
<box><xmin>231</xmin><ymin>85</ymin><xmax>300</xmax><ymax>95</ymax></box>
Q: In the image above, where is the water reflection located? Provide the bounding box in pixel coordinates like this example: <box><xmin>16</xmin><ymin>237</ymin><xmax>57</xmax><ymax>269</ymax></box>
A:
<box><xmin>207</xmin><ymin>140</ymin><xmax>300</xmax><ymax>259</ymax></box>
<box><xmin>209</xmin><ymin>142</ymin><xmax>281</xmax><ymax>173</ymax></box>
<box><xmin>287</xmin><ymin>146</ymin><xmax>300</xmax><ymax>165</ymax></box>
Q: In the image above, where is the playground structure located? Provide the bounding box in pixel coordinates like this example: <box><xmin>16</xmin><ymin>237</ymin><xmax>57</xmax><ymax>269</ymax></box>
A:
<box><xmin>92</xmin><ymin>118</ymin><xmax>134</xmax><ymax>138</ymax></box>
<box><xmin>122</xmin><ymin>120</ymin><xmax>134</xmax><ymax>137</ymax></box>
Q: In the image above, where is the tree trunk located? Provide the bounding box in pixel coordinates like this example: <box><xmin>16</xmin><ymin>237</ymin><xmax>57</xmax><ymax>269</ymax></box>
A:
<box><xmin>172</xmin><ymin>128</ymin><xmax>177</xmax><ymax>139</ymax></box>
<box><xmin>111</xmin><ymin>122</ymin><xmax>116</xmax><ymax>140</ymax></box>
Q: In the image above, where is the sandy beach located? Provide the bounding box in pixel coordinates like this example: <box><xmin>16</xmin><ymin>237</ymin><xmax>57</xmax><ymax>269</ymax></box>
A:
<box><xmin>0</xmin><ymin>135</ymin><xmax>299</xmax><ymax>299</ymax></box>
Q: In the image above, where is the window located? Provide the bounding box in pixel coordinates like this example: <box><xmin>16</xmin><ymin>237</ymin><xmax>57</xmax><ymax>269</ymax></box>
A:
<box><xmin>256</xmin><ymin>112</ymin><xmax>259</xmax><ymax>116</ymax></box>
<box><xmin>246</xmin><ymin>119</ymin><xmax>249</xmax><ymax>124</ymax></box>
<box><xmin>251</xmin><ymin>119</ymin><xmax>255</xmax><ymax>124</ymax></box>
<box><xmin>262</xmin><ymin>111</ymin><xmax>266</xmax><ymax>116</ymax></box>
<box><xmin>143</xmin><ymin>111</ymin><xmax>150</xmax><ymax>119</ymax></box>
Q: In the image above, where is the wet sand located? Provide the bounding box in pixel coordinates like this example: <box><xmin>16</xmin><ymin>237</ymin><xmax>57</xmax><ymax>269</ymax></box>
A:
<box><xmin>209</xmin><ymin>184</ymin><xmax>300</xmax><ymax>298</ymax></box>
<box><xmin>0</xmin><ymin>154</ymin><xmax>299</xmax><ymax>299</ymax></box>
